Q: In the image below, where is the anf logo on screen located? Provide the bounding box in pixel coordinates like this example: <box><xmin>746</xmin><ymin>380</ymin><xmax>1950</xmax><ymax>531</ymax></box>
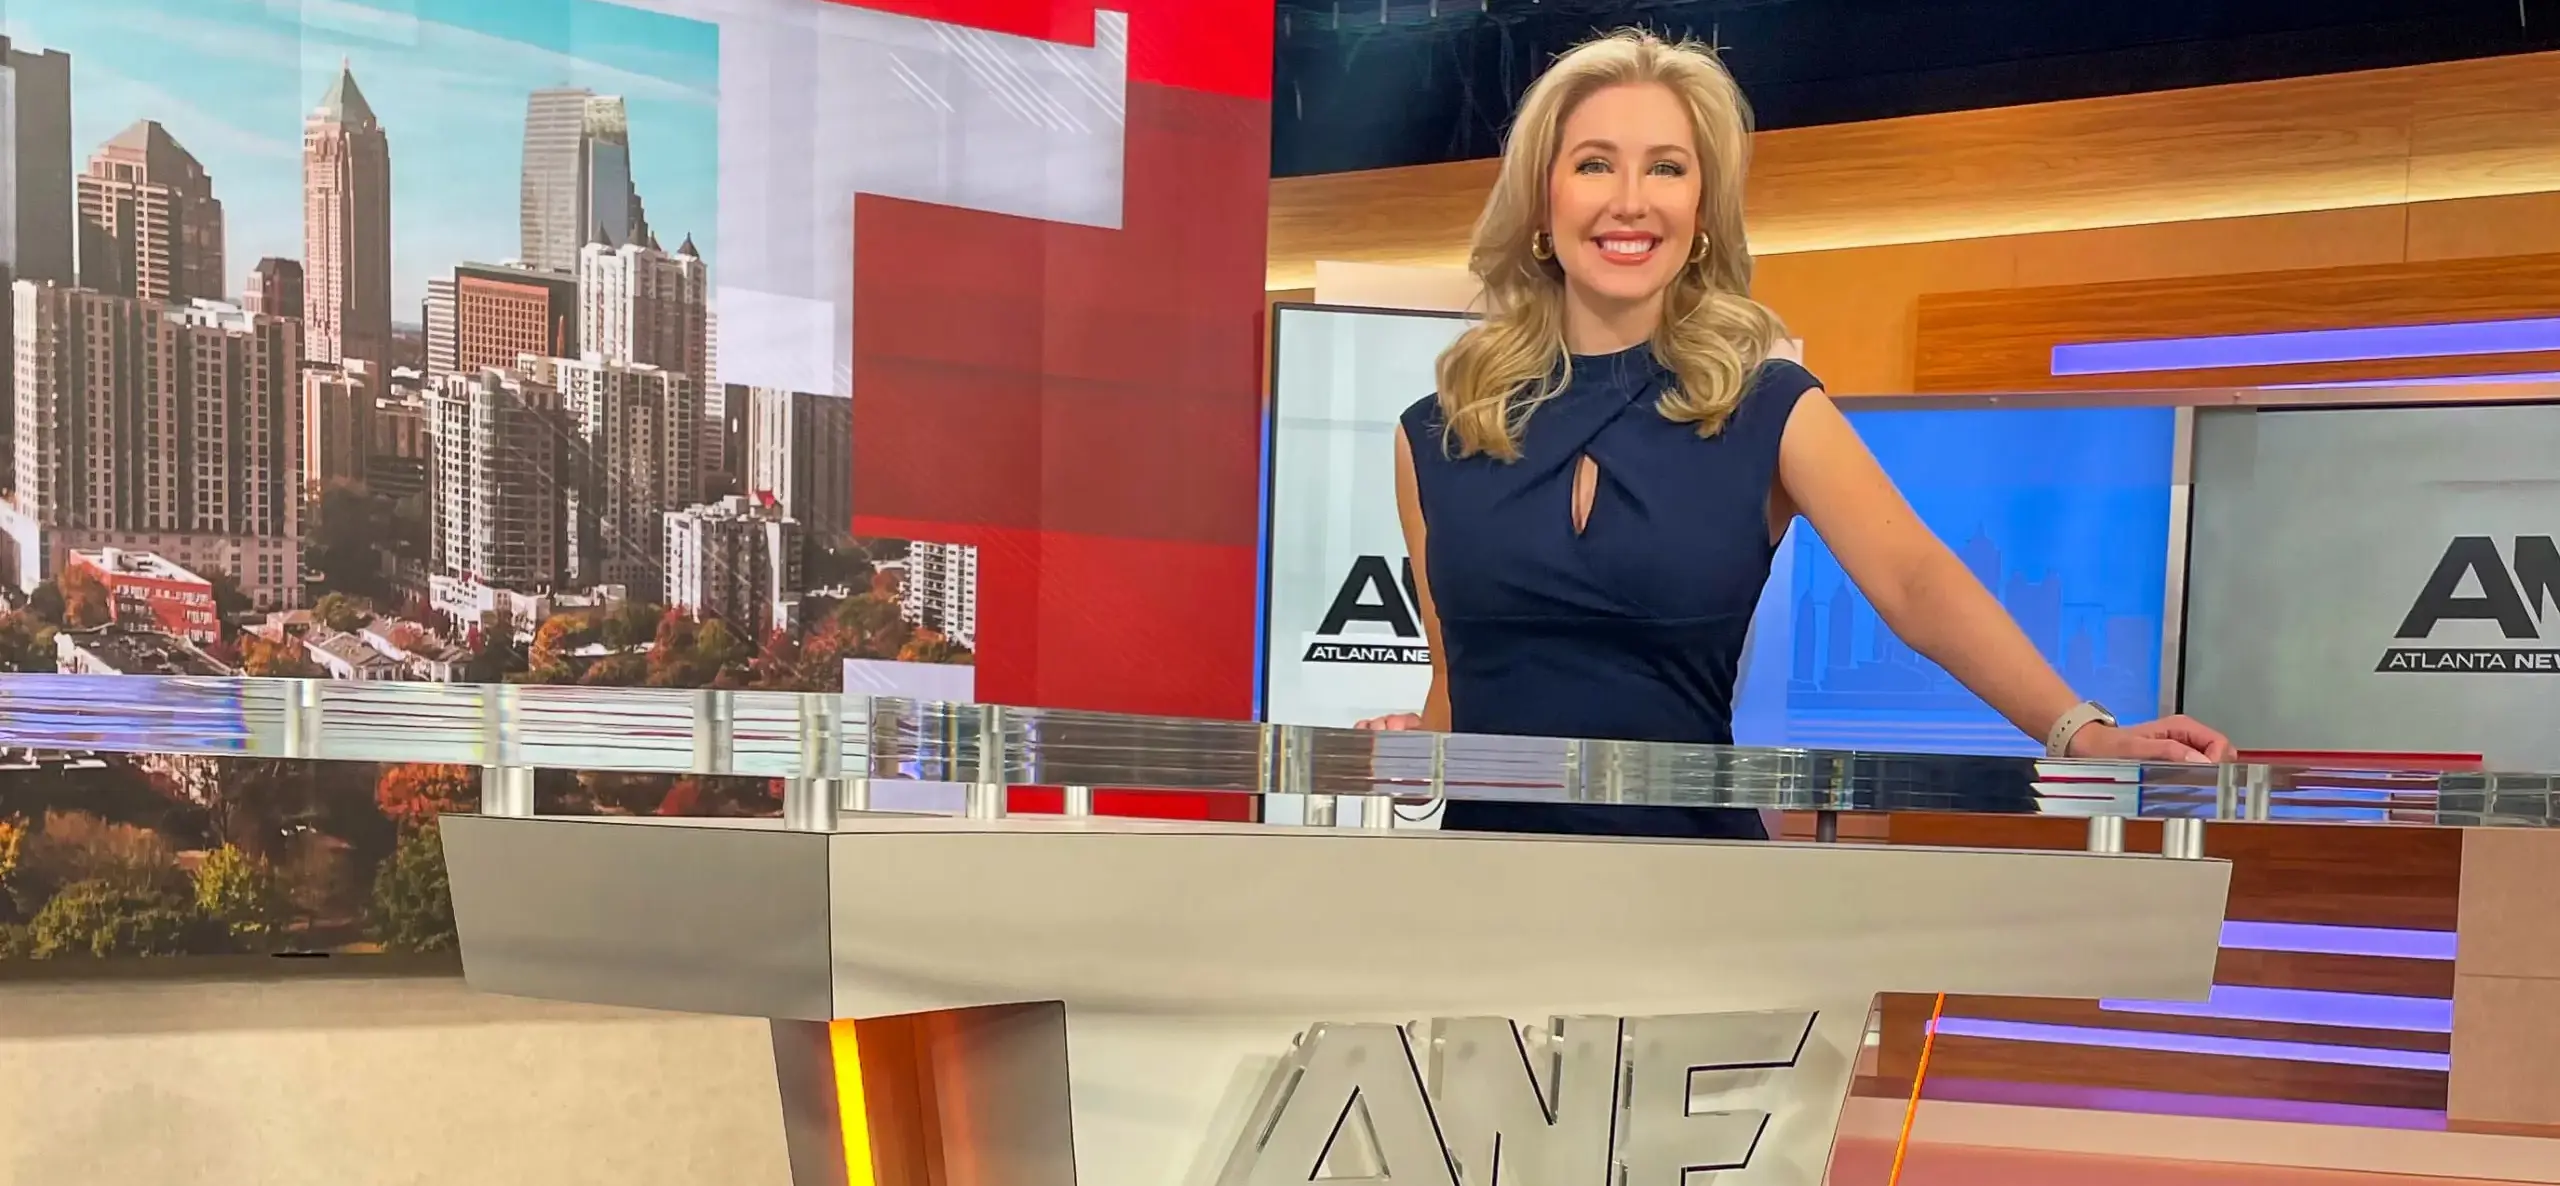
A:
<box><xmin>1219</xmin><ymin>1009</ymin><xmax>1817</xmax><ymax>1186</ymax></box>
<box><xmin>2380</xmin><ymin>536</ymin><xmax>2560</xmax><ymax>674</ymax></box>
<box><xmin>1305</xmin><ymin>555</ymin><xmax>1431</xmax><ymax>666</ymax></box>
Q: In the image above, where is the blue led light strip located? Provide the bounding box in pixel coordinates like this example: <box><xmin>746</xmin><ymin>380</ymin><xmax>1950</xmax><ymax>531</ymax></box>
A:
<box><xmin>2051</xmin><ymin>316</ymin><xmax>2560</xmax><ymax>376</ymax></box>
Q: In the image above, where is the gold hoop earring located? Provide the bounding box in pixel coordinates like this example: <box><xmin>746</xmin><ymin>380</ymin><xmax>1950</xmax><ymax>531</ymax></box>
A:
<box><xmin>1690</xmin><ymin>234</ymin><xmax>1711</xmax><ymax>266</ymax></box>
<box><xmin>1530</xmin><ymin>231</ymin><xmax>1554</xmax><ymax>261</ymax></box>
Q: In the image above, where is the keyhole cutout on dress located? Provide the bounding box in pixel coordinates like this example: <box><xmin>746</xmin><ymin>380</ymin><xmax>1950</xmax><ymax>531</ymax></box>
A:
<box><xmin>1571</xmin><ymin>452</ymin><xmax>1600</xmax><ymax>536</ymax></box>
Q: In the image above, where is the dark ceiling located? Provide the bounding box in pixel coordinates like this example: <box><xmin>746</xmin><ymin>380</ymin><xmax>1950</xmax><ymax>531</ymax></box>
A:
<box><xmin>1271</xmin><ymin>0</ymin><xmax>2560</xmax><ymax>177</ymax></box>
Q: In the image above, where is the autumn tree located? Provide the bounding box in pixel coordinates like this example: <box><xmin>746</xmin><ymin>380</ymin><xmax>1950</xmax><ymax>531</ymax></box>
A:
<box><xmin>898</xmin><ymin>632</ymin><xmax>972</xmax><ymax>665</ymax></box>
<box><xmin>375</xmin><ymin>764</ymin><xmax>478</xmax><ymax>830</ymax></box>
<box><xmin>57</xmin><ymin>564</ymin><xmax>111</xmax><ymax>630</ymax></box>
<box><xmin>644</xmin><ymin>609</ymin><xmax>749</xmax><ymax>688</ymax></box>
<box><xmin>193</xmin><ymin>844</ymin><xmax>289</xmax><ymax>947</ymax></box>
<box><xmin>578</xmin><ymin>651</ymin><xmax>647</xmax><ymax>687</ymax></box>
<box><xmin>240</xmin><ymin>634</ymin><xmax>322</xmax><ymax>678</ymax></box>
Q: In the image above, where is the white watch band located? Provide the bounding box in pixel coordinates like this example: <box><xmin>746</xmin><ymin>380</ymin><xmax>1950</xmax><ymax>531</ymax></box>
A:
<box><xmin>2045</xmin><ymin>701</ymin><xmax>2116</xmax><ymax>758</ymax></box>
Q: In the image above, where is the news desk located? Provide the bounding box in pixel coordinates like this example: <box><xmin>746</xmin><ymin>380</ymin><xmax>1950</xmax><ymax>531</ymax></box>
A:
<box><xmin>2</xmin><ymin>678</ymin><xmax>2547</xmax><ymax>1185</ymax></box>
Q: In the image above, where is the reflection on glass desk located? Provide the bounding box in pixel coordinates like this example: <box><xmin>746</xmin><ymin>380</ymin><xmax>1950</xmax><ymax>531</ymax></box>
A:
<box><xmin>0</xmin><ymin>674</ymin><xmax>2549</xmax><ymax>826</ymax></box>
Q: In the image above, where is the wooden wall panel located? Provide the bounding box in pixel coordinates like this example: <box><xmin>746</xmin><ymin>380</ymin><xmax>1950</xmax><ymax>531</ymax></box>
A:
<box><xmin>1869</xmin><ymin>818</ymin><xmax>2460</xmax><ymax>1113</ymax></box>
<box><xmin>1881</xmin><ymin>816</ymin><xmax>2462</xmax><ymax>929</ymax></box>
<box><xmin>1910</xmin><ymin>252</ymin><xmax>2560</xmax><ymax>392</ymax></box>
<box><xmin>1268</xmin><ymin>51</ymin><xmax>2560</xmax><ymax>290</ymax></box>
<box><xmin>2407</xmin><ymin>189</ymin><xmax>2560</xmax><ymax>261</ymax></box>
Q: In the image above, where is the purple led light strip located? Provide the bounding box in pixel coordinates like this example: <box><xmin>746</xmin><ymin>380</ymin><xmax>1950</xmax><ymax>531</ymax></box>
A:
<box><xmin>2219</xmin><ymin>921</ymin><xmax>2455</xmax><ymax>961</ymax></box>
<box><xmin>2051</xmin><ymin>316</ymin><xmax>2560</xmax><ymax>376</ymax></box>
<box><xmin>1933</xmin><ymin>1019</ymin><xmax>2449</xmax><ymax>1073</ymax></box>
<box><xmin>2100</xmin><ymin>985</ymin><xmax>2451</xmax><ymax>1033</ymax></box>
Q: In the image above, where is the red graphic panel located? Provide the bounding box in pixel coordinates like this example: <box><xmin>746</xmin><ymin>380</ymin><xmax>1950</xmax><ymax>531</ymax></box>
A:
<box><xmin>817</xmin><ymin>0</ymin><xmax>1273</xmax><ymax>98</ymax></box>
<box><xmin>853</xmin><ymin>81</ymin><xmax>1271</xmax><ymax>725</ymax></box>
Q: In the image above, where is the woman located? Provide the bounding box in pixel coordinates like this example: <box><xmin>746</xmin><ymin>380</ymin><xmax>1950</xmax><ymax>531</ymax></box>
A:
<box><xmin>1358</xmin><ymin>29</ymin><xmax>2233</xmax><ymax>839</ymax></box>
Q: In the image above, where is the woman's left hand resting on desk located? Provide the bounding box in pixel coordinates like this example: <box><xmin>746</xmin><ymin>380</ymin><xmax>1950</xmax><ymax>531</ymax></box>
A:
<box><xmin>2065</xmin><ymin>715</ymin><xmax>2234</xmax><ymax>764</ymax></box>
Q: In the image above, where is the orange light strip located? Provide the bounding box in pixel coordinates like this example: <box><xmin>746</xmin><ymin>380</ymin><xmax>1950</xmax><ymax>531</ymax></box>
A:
<box><xmin>1886</xmin><ymin>993</ymin><xmax>1947</xmax><ymax>1186</ymax></box>
<box><xmin>829</xmin><ymin>1020</ymin><xmax>877</xmax><ymax>1186</ymax></box>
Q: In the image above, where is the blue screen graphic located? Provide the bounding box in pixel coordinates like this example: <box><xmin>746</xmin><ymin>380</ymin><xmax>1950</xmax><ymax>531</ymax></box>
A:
<box><xmin>1731</xmin><ymin>405</ymin><xmax>2178</xmax><ymax>755</ymax></box>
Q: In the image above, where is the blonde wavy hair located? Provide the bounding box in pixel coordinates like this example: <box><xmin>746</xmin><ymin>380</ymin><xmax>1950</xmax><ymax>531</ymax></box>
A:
<box><xmin>1436</xmin><ymin>28</ymin><xmax>1787</xmax><ymax>461</ymax></box>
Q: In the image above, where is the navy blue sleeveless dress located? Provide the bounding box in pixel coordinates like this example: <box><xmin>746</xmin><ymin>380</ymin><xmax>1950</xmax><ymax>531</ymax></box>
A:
<box><xmin>1400</xmin><ymin>345</ymin><xmax>1821</xmax><ymax>839</ymax></box>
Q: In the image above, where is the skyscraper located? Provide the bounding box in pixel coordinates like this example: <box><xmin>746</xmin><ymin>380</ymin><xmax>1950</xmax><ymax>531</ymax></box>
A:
<box><xmin>519</xmin><ymin>89</ymin><xmax>642</xmax><ymax>274</ymax></box>
<box><xmin>450</xmin><ymin>261</ymin><xmax>575</xmax><ymax>373</ymax></box>
<box><xmin>422</xmin><ymin>276</ymin><xmax>457</xmax><ymax>375</ymax></box>
<box><xmin>577</xmin><ymin>237</ymin><xmax>707</xmax><ymax>378</ymax></box>
<box><xmin>0</xmin><ymin>37</ymin><xmax>74</xmax><ymax>285</ymax></box>
<box><xmin>741</xmin><ymin>385</ymin><xmax>851</xmax><ymax>550</ymax></box>
<box><xmin>302</xmin><ymin>360</ymin><xmax>375</xmax><ymax>491</ymax></box>
<box><xmin>663</xmin><ymin>496</ymin><xmax>801</xmax><ymax>639</ymax></box>
<box><xmin>901</xmin><ymin>542</ymin><xmax>977</xmax><ymax>649</ymax></box>
<box><xmin>428</xmin><ymin>368</ymin><xmax>563</xmax><ymax>593</ymax></box>
<box><xmin>303</xmin><ymin>62</ymin><xmax>392</xmax><ymax>367</ymax></box>
<box><xmin>518</xmin><ymin>354</ymin><xmax>700</xmax><ymax>601</ymax></box>
<box><xmin>75</xmin><ymin>120</ymin><xmax>224</xmax><ymax>302</ymax></box>
<box><xmin>10</xmin><ymin>286</ymin><xmax>301</xmax><ymax>606</ymax></box>
<box><xmin>243</xmin><ymin>257</ymin><xmax>303</xmax><ymax>319</ymax></box>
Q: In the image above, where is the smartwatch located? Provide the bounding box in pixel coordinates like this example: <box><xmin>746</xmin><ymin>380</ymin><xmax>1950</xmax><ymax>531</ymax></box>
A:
<box><xmin>2045</xmin><ymin>700</ymin><xmax>2116</xmax><ymax>759</ymax></box>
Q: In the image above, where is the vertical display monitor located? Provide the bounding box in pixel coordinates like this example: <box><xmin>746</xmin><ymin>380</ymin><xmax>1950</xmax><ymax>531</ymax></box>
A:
<box><xmin>2184</xmin><ymin>401</ymin><xmax>2560</xmax><ymax>770</ymax></box>
<box><xmin>1261</xmin><ymin>304</ymin><xmax>2180</xmax><ymax>755</ymax></box>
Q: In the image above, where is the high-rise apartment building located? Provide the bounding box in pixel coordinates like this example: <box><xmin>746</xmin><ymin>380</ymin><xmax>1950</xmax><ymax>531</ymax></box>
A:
<box><xmin>75</xmin><ymin>121</ymin><xmax>224</xmax><ymax>303</ymax></box>
<box><xmin>450</xmin><ymin>262</ymin><xmax>574</xmax><ymax>373</ymax></box>
<box><xmin>302</xmin><ymin>360</ymin><xmax>374</xmax><ymax>491</ymax></box>
<box><xmin>302</xmin><ymin>63</ymin><xmax>392</xmax><ymax>367</ymax></box>
<box><xmin>7</xmin><ymin>286</ymin><xmax>301</xmax><ymax>606</ymax></box>
<box><xmin>0</xmin><ymin>37</ymin><xmax>74</xmax><ymax>285</ymax></box>
<box><xmin>519</xmin><ymin>354</ymin><xmax>699</xmax><ymax>601</ymax></box>
<box><xmin>422</xmin><ymin>276</ymin><xmax>457</xmax><ymax>375</ymax></box>
<box><xmin>427</xmin><ymin>368</ymin><xmax>562</xmax><ymax>594</ymax></box>
<box><xmin>243</xmin><ymin>257</ymin><xmax>303</xmax><ymax>320</ymax></box>
<box><xmin>577</xmin><ymin>238</ymin><xmax>707</xmax><ymax>380</ymax></box>
<box><xmin>703</xmin><ymin>308</ymin><xmax>724</xmax><ymax>479</ymax></box>
<box><xmin>663</xmin><ymin>495</ymin><xmax>800</xmax><ymax>639</ymax></box>
<box><xmin>367</xmin><ymin>388</ymin><xmax>428</xmax><ymax>500</ymax></box>
<box><xmin>741</xmin><ymin>385</ymin><xmax>851</xmax><ymax>550</ymax></box>
<box><xmin>520</xmin><ymin>89</ymin><xmax>645</xmax><ymax>274</ymax></box>
<box><xmin>901</xmin><ymin>541</ymin><xmax>977</xmax><ymax>649</ymax></box>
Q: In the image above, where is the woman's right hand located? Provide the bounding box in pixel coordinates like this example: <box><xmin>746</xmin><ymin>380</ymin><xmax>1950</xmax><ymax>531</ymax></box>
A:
<box><xmin>1354</xmin><ymin>713</ymin><xmax>1426</xmax><ymax>731</ymax></box>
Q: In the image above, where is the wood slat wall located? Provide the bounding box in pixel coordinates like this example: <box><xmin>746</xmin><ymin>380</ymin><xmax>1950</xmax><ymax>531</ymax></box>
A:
<box><xmin>1269</xmin><ymin>51</ymin><xmax>2560</xmax><ymax>290</ymax></box>
<box><xmin>1868</xmin><ymin>819</ymin><xmax>2462</xmax><ymax>1114</ymax></box>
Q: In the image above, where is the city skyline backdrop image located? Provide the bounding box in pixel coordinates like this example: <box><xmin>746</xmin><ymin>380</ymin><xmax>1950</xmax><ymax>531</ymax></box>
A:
<box><xmin>0</xmin><ymin>0</ymin><xmax>977</xmax><ymax>961</ymax></box>
<box><xmin>1733</xmin><ymin>405</ymin><xmax>2178</xmax><ymax>757</ymax></box>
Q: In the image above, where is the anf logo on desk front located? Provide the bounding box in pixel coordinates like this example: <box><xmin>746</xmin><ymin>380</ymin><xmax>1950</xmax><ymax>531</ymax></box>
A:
<box><xmin>1218</xmin><ymin>1010</ymin><xmax>1817</xmax><ymax>1185</ymax></box>
<box><xmin>2380</xmin><ymin>536</ymin><xmax>2560</xmax><ymax>674</ymax></box>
